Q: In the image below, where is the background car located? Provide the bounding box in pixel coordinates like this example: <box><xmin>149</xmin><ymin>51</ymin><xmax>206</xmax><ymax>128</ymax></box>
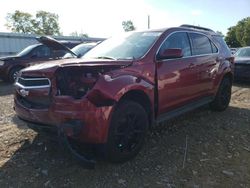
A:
<box><xmin>0</xmin><ymin>36</ymin><xmax>80</xmax><ymax>83</ymax></box>
<box><xmin>63</xmin><ymin>42</ymin><xmax>98</xmax><ymax>58</ymax></box>
<box><xmin>234</xmin><ymin>46</ymin><xmax>250</xmax><ymax>81</ymax></box>
<box><xmin>230</xmin><ymin>47</ymin><xmax>238</xmax><ymax>54</ymax></box>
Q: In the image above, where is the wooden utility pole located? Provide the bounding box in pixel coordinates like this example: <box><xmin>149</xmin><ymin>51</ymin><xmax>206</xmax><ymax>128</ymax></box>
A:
<box><xmin>148</xmin><ymin>15</ymin><xmax>150</xmax><ymax>29</ymax></box>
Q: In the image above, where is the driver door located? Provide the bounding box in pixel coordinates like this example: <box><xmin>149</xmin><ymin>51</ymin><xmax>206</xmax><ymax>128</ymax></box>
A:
<box><xmin>156</xmin><ymin>32</ymin><xmax>200</xmax><ymax>114</ymax></box>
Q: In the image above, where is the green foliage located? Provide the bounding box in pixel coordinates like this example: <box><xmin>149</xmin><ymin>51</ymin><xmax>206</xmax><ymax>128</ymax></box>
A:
<box><xmin>5</xmin><ymin>11</ymin><xmax>34</xmax><ymax>33</ymax></box>
<box><xmin>5</xmin><ymin>10</ymin><xmax>61</xmax><ymax>35</ymax></box>
<box><xmin>225</xmin><ymin>17</ymin><xmax>250</xmax><ymax>47</ymax></box>
<box><xmin>34</xmin><ymin>11</ymin><xmax>60</xmax><ymax>35</ymax></box>
<box><xmin>122</xmin><ymin>20</ymin><xmax>136</xmax><ymax>32</ymax></box>
<box><xmin>235</xmin><ymin>17</ymin><xmax>250</xmax><ymax>46</ymax></box>
<box><xmin>225</xmin><ymin>27</ymin><xmax>241</xmax><ymax>48</ymax></box>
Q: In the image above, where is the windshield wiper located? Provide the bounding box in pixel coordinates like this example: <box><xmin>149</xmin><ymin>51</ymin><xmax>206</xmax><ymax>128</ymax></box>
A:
<box><xmin>96</xmin><ymin>56</ymin><xmax>117</xmax><ymax>60</ymax></box>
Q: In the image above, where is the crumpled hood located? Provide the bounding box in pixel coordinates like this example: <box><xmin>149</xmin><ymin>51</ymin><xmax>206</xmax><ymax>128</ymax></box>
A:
<box><xmin>21</xmin><ymin>58</ymin><xmax>133</xmax><ymax>77</ymax></box>
<box><xmin>235</xmin><ymin>57</ymin><xmax>250</xmax><ymax>64</ymax></box>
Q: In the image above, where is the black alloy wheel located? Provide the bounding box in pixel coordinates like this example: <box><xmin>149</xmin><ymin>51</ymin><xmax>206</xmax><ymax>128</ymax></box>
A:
<box><xmin>210</xmin><ymin>77</ymin><xmax>232</xmax><ymax>111</ymax></box>
<box><xmin>105</xmin><ymin>100</ymin><xmax>148</xmax><ymax>163</ymax></box>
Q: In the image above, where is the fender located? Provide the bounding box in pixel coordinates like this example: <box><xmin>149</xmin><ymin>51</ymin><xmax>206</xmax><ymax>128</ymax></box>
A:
<box><xmin>87</xmin><ymin>73</ymin><xmax>155</xmax><ymax>107</ymax></box>
<box><xmin>212</xmin><ymin>59</ymin><xmax>234</xmax><ymax>93</ymax></box>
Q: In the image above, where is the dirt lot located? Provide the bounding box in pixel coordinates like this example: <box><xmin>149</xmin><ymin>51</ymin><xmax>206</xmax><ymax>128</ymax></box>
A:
<box><xmin>0</xmin><ymin>81</ymin><xmax>249</xmax><ymax>188</ymax></box>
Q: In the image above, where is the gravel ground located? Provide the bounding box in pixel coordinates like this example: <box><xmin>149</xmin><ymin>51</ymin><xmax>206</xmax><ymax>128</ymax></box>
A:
<box><xmin>0</xmin><ymin>80</ymin><xmax>250</xmax><ymax>188</ymax></box>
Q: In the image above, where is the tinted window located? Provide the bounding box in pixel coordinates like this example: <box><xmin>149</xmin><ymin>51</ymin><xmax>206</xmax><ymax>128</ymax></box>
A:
<box><xmin>235</xmin><ymin>48</ymin><xmax>250</xmax><ymax>57</ymax></box>
<box><xmin>211</xmin><ymin>41</ymin><xmax>218</xmax><ymax>53</ymax></box>
<box><xmin>158</xmin><ymin>32</ymin><xmax>191</xmax><ymax>58</ymax></box>
<box><xmin>190</xmin><ymin>33</ymin><xmax>212</xmax><ymax>55</ymax></box>
<box><xmin>31</xmin><ymin>46</ymin><xmax>51</xmax><ymax>57</ymax></box>
<box><xmin>17</xmin><ymin>44</ymin><xmax>38</xmax><ymax>57</ymax></box>
<box><xmin>213</xmin><ymin>35</ymin><xmax>230</xmax><ymax>51</ymax></box>
<box><xmin>51</xmin><ymin>49</ymin><xmax>67</xmax><ymax>57</ymax></box>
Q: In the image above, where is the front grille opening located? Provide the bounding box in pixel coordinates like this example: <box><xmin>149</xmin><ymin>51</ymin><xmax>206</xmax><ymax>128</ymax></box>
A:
<box><xmin>15</xmin><ymin>76</ymin><xmax>52</xmax><ymax>109</ymax></box>
<box><xmin>16</xmin><ymin>77</ymin><xmax>50</xmax><ymax>88</ymax></box>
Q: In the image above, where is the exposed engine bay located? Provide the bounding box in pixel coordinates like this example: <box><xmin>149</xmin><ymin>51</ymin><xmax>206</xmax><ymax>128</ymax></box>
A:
<box><xmin>55</xmin><ymin>66</ymin><xmax>118</xmax><ymax>99</ymax></box>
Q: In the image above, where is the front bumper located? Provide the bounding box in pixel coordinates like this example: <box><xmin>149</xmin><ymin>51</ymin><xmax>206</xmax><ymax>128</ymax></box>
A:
<box><xmin>14</xmin><ymin>94</ymin><xmax>114</xmax><ymax>144</ymax></box>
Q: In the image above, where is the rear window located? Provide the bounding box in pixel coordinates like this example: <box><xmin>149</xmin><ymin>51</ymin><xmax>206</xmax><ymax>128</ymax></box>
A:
<box><xmin>211</xmin><ymin>41</ymin><xmax>218</xmax><ymax>53</ymax></box>
<box><xmin>190</xmin><ymin>33</ymin><xmax>212</xmax><ymax>55</ymax></box>
<box><xmin>213</xmin><ymin>35</ymin><xmax>230</xmax><ymax>52</ymax></box>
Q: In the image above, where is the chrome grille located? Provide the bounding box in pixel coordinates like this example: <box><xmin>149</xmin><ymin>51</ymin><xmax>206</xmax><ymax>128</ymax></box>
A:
<box><xmin>15</xmin><ymin>77</ymin><xmax>51</xmax><ymax>89</ymax></box>
<box><xmin>15</xmin><ymin>76</ymin><xmax>51</xmax><ymax>109</ymax></box>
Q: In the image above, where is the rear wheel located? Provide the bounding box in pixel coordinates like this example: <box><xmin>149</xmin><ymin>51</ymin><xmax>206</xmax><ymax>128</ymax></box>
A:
<box><xmin>8</xmin><ymin>67</ymin><xmax>22</xmax><ymax>83</ymax></box>
<box><xmin>210</xmin><ymin>77</ymin><xmax>232</xmax><ymax>111</ymax></box>
<box><xmin>105</xmin><ymin>100</ymin><xmax>149</xmax><ymax>163</ymax></box>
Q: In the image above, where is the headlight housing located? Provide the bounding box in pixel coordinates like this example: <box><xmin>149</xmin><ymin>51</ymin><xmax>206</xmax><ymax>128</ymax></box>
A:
<box><xmin>0</xmin><ymin>61</ymin><xmax>5</xmax><ymax>66</ymax></box>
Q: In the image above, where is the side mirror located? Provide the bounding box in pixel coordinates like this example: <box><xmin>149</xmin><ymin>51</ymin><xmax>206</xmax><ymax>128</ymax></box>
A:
<box><xmin>158</xmin><ymin>48</ymin><xmax>183</xmax><ymax>60</ymax></box>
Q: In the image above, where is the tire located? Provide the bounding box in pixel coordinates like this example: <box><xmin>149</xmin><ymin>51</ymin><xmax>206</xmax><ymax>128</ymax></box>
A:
<box><xmin>210</xmin><ymin>77</ymin><xmax>232</xmax><ymax>111</ymax></box>
<box><xmin>105</xmin><ymin>100</ymin><xmax>149</xmax><ymax>163</ymax></box>
<box><xmin>8</xmin><ymin>67</ymin><xmax>22</xmax><ymax>83</ymax></box>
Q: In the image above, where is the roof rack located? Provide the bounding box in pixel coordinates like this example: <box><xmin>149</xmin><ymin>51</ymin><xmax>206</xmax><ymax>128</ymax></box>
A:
<box><xmin>180</xmin><ymin>24</ymin><xmax>215</xmax><ymax>32</ymax></box>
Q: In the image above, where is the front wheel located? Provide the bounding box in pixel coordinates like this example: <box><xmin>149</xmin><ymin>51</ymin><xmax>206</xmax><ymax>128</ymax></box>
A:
<box><xmin>210</xmin><ymin>77</ymin><xmax>232</xmax><ymax>111</ymax></box>
<box><xmin>8</xmin><ymin>67</ymin><xmax>22</xmax><ymax>83</ymax></box>
<box><xmin>105</xmin><ymin>100</ymin><xmax>149</xmax><ymax>163</ymax></box>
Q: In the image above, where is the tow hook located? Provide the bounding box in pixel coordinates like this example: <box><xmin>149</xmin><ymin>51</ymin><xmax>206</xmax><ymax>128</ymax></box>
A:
<box><xmin>58</xmin><ymin>120</ymin><xmax>96</xmax><ymax>169</ymax></box>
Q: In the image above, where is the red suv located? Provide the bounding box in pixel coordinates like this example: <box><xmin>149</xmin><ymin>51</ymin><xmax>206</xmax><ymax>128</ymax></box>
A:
<box><xmin>14</xmin><ymin>25</ymin><xmax>234</xmax><ymax>168</ymax></box>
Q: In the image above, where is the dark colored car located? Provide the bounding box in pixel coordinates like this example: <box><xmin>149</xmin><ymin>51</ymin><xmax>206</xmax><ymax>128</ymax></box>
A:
<box><xmin>14</xmin><ymin>25</ymin><xmax>234</xmax><ymax>168</ymax></box>
<box><xmin>63</xmin><ymin>42</ymin><xmax>98</xmax><ymax>59</ymax></box>
<box><xmin>0</xmin><ymin>36</ymin><xmax>80</xmax><ymax>83</ymax></box>
<box><xmin>234</xmin><ymin>47</ymin><xmax>250</xmax><ymax>81</ymax></box>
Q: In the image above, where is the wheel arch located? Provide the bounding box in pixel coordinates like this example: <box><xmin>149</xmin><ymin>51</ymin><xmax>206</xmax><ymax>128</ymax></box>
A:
<box><xmin>223</xmin><ymin>72</ymin><xmax>233</xmax><ymax>84</ymax></box>
<box><xmin>118</xmin><ymin>89</ymin><xmax>153</xmax><ymax>127</ymax></box>
<box><xmin>8</xmin><ymin>65</ymin><xmax>25</xmax><ymax>82</ymax></box>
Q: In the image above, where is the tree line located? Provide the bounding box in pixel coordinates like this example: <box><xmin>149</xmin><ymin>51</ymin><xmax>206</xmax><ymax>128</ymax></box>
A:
<box><xmin>5</xmin><ymin>10</ymin><xmax>136</xmax><ymax>36</ymax></box>
<box><xmin>5</xmin><ymin>10</ymin><xmax>249</xmax><ymax>47</ymax></box>
<box><xmin>225</xmin><ymin>17</ymin><xmax>250</xmax><ymax>47</ymax></box>
<box><xmin>5</xmin><ymin>10</ymin><xmax>61</xmax><ymax>35</ymax></box>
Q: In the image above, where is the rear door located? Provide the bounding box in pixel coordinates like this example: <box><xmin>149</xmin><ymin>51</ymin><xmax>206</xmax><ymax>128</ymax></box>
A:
<box><xmin>189</xmin><ymin>32</ymin><xmax>219</xmax><ymax>95</ymax></box>
<box><xmin>156</xmin><ymin>32</ymin><xmax>200</xmax><ymax>114</ymax></box>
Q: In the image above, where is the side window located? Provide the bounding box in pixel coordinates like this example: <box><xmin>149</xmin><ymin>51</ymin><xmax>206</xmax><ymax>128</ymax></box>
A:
<box><xmin>211</xmin><ymin>41</ymin><xmax>218</xmax><ymax>53</ymax></box>
<box><xmin>31</xmin><ymin>46</ymin><xmax>51</xmax><ymax>58</ymax></box>
<box><xmin>190</xmin><ymin>33</ymin><xmax>213</xmax><ymax>55</ymax></box>
<box><xmin>51</xmin><ymin>49</ymin><xmax>67</xmax><ymax>57</ymax></box>
<box><xmin>158</xmin><ymin>32</ymin><xmax>191</xmax><ymax>58</ymax></box>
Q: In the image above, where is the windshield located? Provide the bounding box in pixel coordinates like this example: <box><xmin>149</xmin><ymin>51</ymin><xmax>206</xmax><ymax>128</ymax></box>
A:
<box><xmin>63</xmin><ymin>43</ymin><xmax>96</xmax><ymax>58</ymax></box>
<box><xmin>235</xmin><ymin>48</ymin><xmax>250</xmax><ymax>57</ymax></box>
<box><xmin>83</xmin><ymin>31</ymin><xmax>162</xmax><ymax>60</ymax></box>
<box><xmin>17</xmin><ymin>44</ymin><xmax>39</xmax><ymax>56</ymax></box>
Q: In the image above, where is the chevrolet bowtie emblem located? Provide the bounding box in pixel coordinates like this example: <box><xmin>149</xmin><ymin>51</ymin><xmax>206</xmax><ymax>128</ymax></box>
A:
<box><xmin>19</xmin><ymin>89</ymin><xmax>29</xmax><ymax>97</ymax></box>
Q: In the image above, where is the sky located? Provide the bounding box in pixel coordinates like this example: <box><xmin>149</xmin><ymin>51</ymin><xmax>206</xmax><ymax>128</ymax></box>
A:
<box><xmin>0</xmin><ymin>0</ymin><xmax>249</xmax><ymax>38</ymax></box>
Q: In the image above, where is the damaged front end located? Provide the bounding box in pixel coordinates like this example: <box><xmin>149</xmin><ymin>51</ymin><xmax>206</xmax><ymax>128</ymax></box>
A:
<box><xmin>14</xmin><ymin>60</ymin><xmax>132</xmax><ymax>168</ymax></box>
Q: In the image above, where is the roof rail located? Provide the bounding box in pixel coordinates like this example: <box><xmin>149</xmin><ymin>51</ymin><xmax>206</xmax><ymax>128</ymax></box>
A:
<box><xmin>180</xmin><ymin>24</ymin><xmax>214</xmax><ymax>32</ymax></box>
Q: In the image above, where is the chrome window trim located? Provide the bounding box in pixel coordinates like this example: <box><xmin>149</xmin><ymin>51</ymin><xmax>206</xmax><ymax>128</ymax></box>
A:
<box><xmin>155</xmin><ymin>30</ymin><xmax>219</xmax><ymax>62</ymax></box>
